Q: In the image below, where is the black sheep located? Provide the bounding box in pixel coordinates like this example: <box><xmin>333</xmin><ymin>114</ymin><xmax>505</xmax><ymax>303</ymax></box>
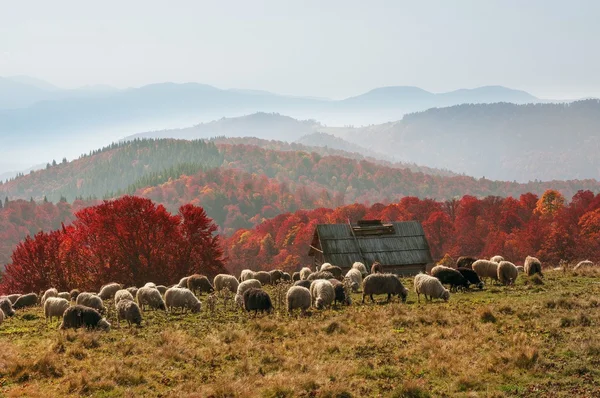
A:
<box><xmin>243</xmin><ymin>288</ymin><xmax>273</xmax><ymax>315</ymax></box>
<box><xmin>294</xmin><ymin>280</ymin><xmax>312</xmax><ymax>289</ymax></box>
<box><xmin>70</xmin><ymin>289</ymin><xmax>80</xmax><ymax>301</ymax></box>
<box><xmin>59</xmin><ymin>305</ymin><xmax>111</xmax><ymax>331</ymax></box>
<box><xmin>431</xmin><ymin>266</ymin><xmax>470</xmax><ymax>292</ymax></box>
<box><xmin>328</xmin><ymin>279</ymin><xmax>351</xmax><ymax>305</ymax></box>
<box><xmin>292</xmin><ymin>272</ymin><xmax>301</xmax><ymax>282</ymax></box>
<box><xmin>12</xmin><ymin>293</ymin><xmax>38</xmax><ymax>309</ymax></box>
<box><xmin>457</xmin><ymin>267</ymin><xmax>485</xmax><ymax>289</ymax></box>
<box><xmin>456</xmin><ymin>256</ymin><xmax>477</xmax><ymax>270</ymax></box>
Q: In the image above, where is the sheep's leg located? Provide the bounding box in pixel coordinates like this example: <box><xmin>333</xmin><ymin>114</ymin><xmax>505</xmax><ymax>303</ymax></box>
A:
<box><xmin>387</xmin><ymin>293</ymin><xmax>391</xmax><ymax>302</ymax></box>
<box><xmin>417</xmin><ymin>293</ymin><xmax>420</xmax><ymax>303</ymax></box>
<box><xmin>362</xmin><ymin>294</ymin><xmax>366</xmax><ymax>304</ymax></box>
<box><xmin>370</xmin><ymin>294</ymin><xmax>375</xmax><ymax>303</ymax></box>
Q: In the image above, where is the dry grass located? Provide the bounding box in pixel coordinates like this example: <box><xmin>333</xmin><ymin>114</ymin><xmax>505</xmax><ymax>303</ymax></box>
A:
<box><xmin>1</xmin><ymin>269</ymin><xmax>600</xmax><ymax>396</ymax></box>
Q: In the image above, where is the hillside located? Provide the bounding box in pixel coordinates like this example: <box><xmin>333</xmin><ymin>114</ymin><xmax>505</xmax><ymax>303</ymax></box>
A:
<box><xmin>325</xmin><ymin>100</ymin><xmax>600</xmax><ymax>182</ymax></box>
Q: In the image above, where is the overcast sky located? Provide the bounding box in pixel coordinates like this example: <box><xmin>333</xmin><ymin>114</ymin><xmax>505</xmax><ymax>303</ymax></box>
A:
<box><xmin>1</xmin><ymin>0</ymin><xmax>598</xmax><ymax>99</ymax></box>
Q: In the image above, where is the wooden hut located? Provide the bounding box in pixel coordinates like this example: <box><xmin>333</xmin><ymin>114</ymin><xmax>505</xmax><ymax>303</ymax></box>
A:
<box><xmin>308</xmin><ymin>220</ymin><xmax>433</xmax><ymax>276</ymax></box>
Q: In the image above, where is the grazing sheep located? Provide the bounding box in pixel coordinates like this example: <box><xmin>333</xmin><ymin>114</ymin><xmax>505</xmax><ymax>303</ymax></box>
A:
<box><xmin>299</xmin><ymin>267</ymin><xmax>312</xmax><ymax>280</ymax></box>
<box><xmin>472</xmin><ymin>260</ymin><xmax>499</xmax><ymax>283</ymax></box>
<box><xmin>574</xmin><ymin>260</ymin><xmax>595</xmax><ymax>270</ymax></box>
<box><xmin>114</xmin><ymin>289</ymin><xmax>134</xmax><ymax>307</ymax></box>
<box><xmin>328</xmin><ymin>279</ymin><xmax>352</xmax><ymax>305</ymax></box>
<box><xmin>44</xmin><ymin>297</ymin><xmax>70</xmax><ymax>322</ymax></box>
<box><xmin>213</xmin><ymin>274</ymin><xmax>240</xmax><ymax>293</ymax></box>
<box><xmin>253</xmin><ymin>271</ymin><xmax>272</xmax><ymax>286</ymax></box>
<box><xmin>430</xmin><ymin>265</ymin><xmax>470</xmax><ymax>292</ymax></box>
<box><xmin>116</xmin><ymin>300</ymin><xmax>143</xmax><ymax>327</ymax></box>
<box><xmin>6</xmin><ymin>294</ymin><xmax>21</xmax><ymax>304</ymax></box>
<box><xmin>69</xmin><ymin>289</ymin><xmax>80</xmax><ymax>301</ymax></box>
<box><xmin>497</xmin><ymin>261</ymin><xmax>518</xmax><ymax>285</ymax></box>
<box><xmin>319</xmin><ymin>264</ymin><xmax>343</xmax><ymax>279</ymax></box>
<box><xmin>177</xmin><ymin>277</ymin><xmax>190</xmax><ymax>288</ymax></box>
<box><xmin>187</xmin><ymin>274</ymin><xmax>214</xmax><ymax>295</ymax></box>
<box><xmin>490</xmin><ymin>255</ymin><xmax>504</xmax><ymax>263</ymax></box>
<box><xmin>517</xmin><ymin>266</ymin><xmax>525</xmax><ymax>273</ymax></box>
<box><xmin>282</xmin><ymin>272</ymin><xmax>292</xmax><ymax>282</ymax></box>
<box><xmin>235</xmin><ymin>279</ymin><xmax>263</xmax><ymax>309</ymax></box>
<box><xmin>362</xmin><ymin>273</ymin><xmax>408</xmax><ymax>303</ymax></box>
<box><xmin>317</xmin><ymin>262</ymin><xmax>331</xmax><ymax>271</ymax></box>
<box><xmin>0</xmin><ymin>309</ymin><xmax>3</xmax><ymax>326</ymax></box>
<box><xmin>286</xmin><ymin>286</ymin><xmax>311</xmax><ymax>315</ymax></box>
<box><xmin>57</xmin><ymin>292</ymin><xmax>71</xmax><ymax>301</ymax></box>
<box><xmin>352</xmin><ymin>262</ymin><xmax>368</xmax><ymax>277</ymax></box>
<box><xmin>76</xmin><ymin>293</ymin><xmax>106</xmax><ymax>314</ymax></box>
<box><xmin>269</xmin><ymin>269</ymin><xmax>284</xmax><ymax>284</ymax></box>
<box><xmin>414</xmin><ymin>273</ymin><xmax>450</xmax><ymax>303</ymax></box>
<box><xmin>524</xmin><ymin>256</ymin><xmax>543</xmax><ymax>277</ymax></box>
<box><xmin>456</xmin><ymin>256</ymin><xmax>477</xmax><ymax>270</ymax></box>
<box><xmin>59</xmin><ymin>305</ymin><xmax>110</xmax><ymax>331</ymax></box>
<box><xmin>243</xmin><ymin>288</ymin><xmax>273</xmax><ymax>315</ymax></box>
<box><xmin>310</xmin><ymin>280</ymin><xmax>335</xmax><ymax>310</ymax></box>
<box><xmin>41</xmin><ymin>288</ymin><xmax>58</xmax><ymax>306</ymax></box>
<box><xmin>457</xmin><ymin>267</ymin><xmax>484</xmax><ymax>289</ymax></box>
<box><xmin>144</xmin><ymin>282</ymin><xmax>157</xmax><ymax>289</ymax></box>
<box><xmin>0</xmin><ymin>298</ymin><xmax>15</xmax><ymax>317</ymax></box>
<box><xmin>165</xmin><ymin>287</ymin><xmax>202</xmax><ymax>313</ymax></box>
<box><xmin>294</xmin><ymin>280</ymin><xmax>312</xmax><ymax>289</ymax></box>
<box><xmin>136</xmin><ymin>287</ymin><xmax>167</xmax><ymax>311</ymax></box>
<box><xmin>98</xmin><ymin>283</ymin><xmax>123</xmax><ymax>300</ymax></box>
<box><xmin>345</xmin><ymin>268</ymin><xmax>363</xmax><ymax>292</ymax></box>
<box><xmin>239</xmin><ymin>269</ymin><xmax>255</xmax><ymax>282</ymax></box>
<box><xmin>13</xmin><ymin>293</ymin><xmax>39</xmax><ymax>309</ymax></box>
<box><xmin>156</xmin><ymin>285</ymin><xmax>167</xmax><ymax>295</ymax></box>
<box><xmin>292</xmin><ymin>272</ymin><xmax>301</xmax><ymax>281</ymax></box>
<box><xmin>126</xmin><ymin>287</ymin><xmax>138</xmax><ymax>297</ymax></box>
<box><xmin>307</xmin><ymin>271</ymin><xmax>335</xmax><ymax>281</ymax></box>
<box><xmin>371</xmin><ymin>262</ymin><xmax>383</xmax><ymax>274</ymax></box>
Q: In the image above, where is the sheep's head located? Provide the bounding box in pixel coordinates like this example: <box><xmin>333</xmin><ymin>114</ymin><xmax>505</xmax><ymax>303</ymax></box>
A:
<box><xmin>98</xmin><ymin>318</ymin><xmax>111</xmax><ymax>332</ymax></box>
<box><xmin>191</xmin><ymin>302</ymin><xmax>202</xmax><ymax>313</ymax></box>
<box><xmin>477</xmin><ymin>282</ymin><xmax>485</xmax><ymax>290</ymax></box>
<box><xmin>441</xmin><ymin>290</ymin><xmax>450</xmax><ymax>302</ymax></box>
<box><xmin>159</xmin><ymin>302</ymin><xmax>167</xmax><ymax>311</ymax></box>
<box><xmin>315</xmin><ymin>298</ymin><xmax>325</xmax><ymax>310</ymax></box>
<box><xmin>400</xmin><ymin>288</ymin><xmax>408</xmax><ymax>303</ymax></box>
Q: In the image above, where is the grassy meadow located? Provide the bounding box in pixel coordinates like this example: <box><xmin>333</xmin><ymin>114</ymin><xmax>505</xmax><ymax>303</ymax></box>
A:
<box><xmin>1</xmin><ymin>268</ymin><xmax>600</xmax><ymax>397</ymax></box>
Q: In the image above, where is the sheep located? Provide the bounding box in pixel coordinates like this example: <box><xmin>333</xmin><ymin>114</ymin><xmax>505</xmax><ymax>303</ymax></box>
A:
<box><xmin>574</xmin><ymin>260</ymin><xmax>595</xmax><ymax>270</ymax></box>
<box><xmin>59</xmin><ymin>305</ymin><xmax>110</xmax><ymax>331</ymax></box>
<box><xmin>362</xmin><ymin>273</ymin><xmax>408</xmax><ymax>303</ymax></box>
<box><xmin>213</xmin><ymin>274</ymin><xmax>240</xmax><ymax>293</ymax></box>
<box><xmin>524</xmin><ymin>256</ymin><xmax>543</xmax><ymax>277</ymax></box>
<box><xmin>235</xmin><ymin>279</ymin><xmax>262</xmax><ymax>309</ymax></box>
<box><xmin>269</xmin><ymin>269</ymin><xmax>284</xmax><ymax>284</ymax></box>
<box><xmin>136</xmin><ymin>287</ymin><xmax>167</xmax><ymax>311</ymax></box>
<box><xmin>0</xmin><ymin>309</ymin><xmax>3</xmax><ymax>326</ymax></box>
<box><xmin>307</xmin><ymin>271</ymin><xmax>335</xmax><ymax>281</ymax></box>
<box><xmin>472</xmin><ymin>260</ymin><xmax>499</xmax><ymax>284</ymax></box>
<box><xmin>126</xmin><ymin>287</ymin><xmax>138</xmax><ymax>297</ymax></box>
<box><xmin>41</xmin><ymin>288</ymin><xmax>58</xmax><ymax>306</ymax></box>
<box><xmin>319</xmin><ymin>264</ymin><xmax>343</xmax><ymax>279</ymax></box>
<box><xmin>294</xmin><ymin>280</ymin><xmax>312</xmax><ymax>289</ymax></box>
<box><xmin>345</xmin><ymin>268</ymin><xmax>363</xmax><ymax>292</ymax></box>
<box><xmin>57</xmin><ymin>292</ymin><xmax>71</xmax><ymax>301</ymax></box>
<box><xmin>13</xmin><ymin>293</ymin><xmax>39</xmax><ymax>309</ymax></box>
<box><xmin>310</xmin><ymin>280</ymin><xmax>335</xmax><ymax>310</ymax></box>
<box><xmin>517</xmin><ymin>266</ymin><xmax>525</xmax><ymax>273</ymax></box>
<box><xmin>44</xmin><ymin>297</ymin><xmax>70</xmax><ymax>323</ymax></box>
<box><xmin>144</xmin><ymin>282</ymin><xmax>157</xmax><ymax>289</ymax></box>
<box><xmin>414</xmin><ymin>273</ymin><xmax>450</xmax><ymax>303</ymax></box>
<box><xmin>243</xmin><ymin>288</ymin><xmax>273</xmax><ymax>315</ymax></box>
<box><xmin>317</xmin><ymin>262</ymin><xmax>331</xmax><ymax>272</ymax></box>
<box><xmin>165</xmin><ymin>287</ymin><xmax>202</xmax><ymax>313</ymax></box>
<box><xmin>490</xmin><ymin>255</ymin><xmax>504</xmax><ymax>263</ymax></box>
<box><xmin>456</xmin><ymin>256</ymin><xmax>477</xmax><ymax>270</ymax></box>
<box><xmin>177</xmin><ymin>277</ymin><xmax>190</xmax><ymax>288</ymax></box>
<box><xmin>98</xmin><ymin>283</ymin><xmax>123</xmax><ymax>300</ymax></box>
<box><xmin>497</xmin><ymin>261</ymin><xmax>518</xmax><ymax>285</ymax></box>
<box><xmin>116</xmin><ymin>300</ymin><xmax>143</xmax><ymax>327</ymax></box>
<box><xmin>457</xmin><ymin>267</ymin><xmax>484</xmax><ymax>289</ymax></box>
<box><xmin>156</xmin><ymin>285</ymin><xmax>167</xmax><ymax>295</ymax></box>
<box><xmin>282</xmin><ymin>272</ymin><xmax>292</xmax><ymax>282</ymax></box>
<box><xmin>371</xmin><ymin>262</ymin><xmax>383</xmax><ymax>274</ymax></box>
<box><xmin>328</xmin><ymin>279</ymin><xmax>352</xmax><ymax>306</ymax></box>
<box><xmin>292</xmin><ymin>272</ymin><xmax>301</xmax><ymax>281</ymax></box>
<box><xmin>239</xmin><ymin>269</ymin><xmax>255</xmax><ymax>281</ymax></box>
<box><xmin>352</xmin><ymin>262</ymin><xmax>369</xmax><ymax>277</ymax></box>
<box><xmin>286</xmin><ymin>286</ymin><xmax>311</xmax><ymax>316</ymax></box>
<box><xmin>299</xmin><ymin>267</ymin><xmax>312</xmax><ymax>280</ymax></box>
<box><xmin>0</xmin><ymin>298</ymin><xmax>15</xmax><ymax>317</ymax></box>
<box><xmin>114</xmin><ymin>289</ymin><xmax>135</xmax><ymax>307</ymax></box>
<box><xmin>187</xmin><ymin>274</ymin><xmax>214</xmax><ymax>295</ymax></box>
<box><xmin>253</xmin><ymin>271</ymin><xmax>272</xmax><ymax>286</ymax></box>
<box><xmin>6</xmin><ymin>294</ymin><xmax>21</xmax><ymax>304</ymax></box>
<box><xmin>70</xmin><ymin>289</ymin><xmax>80</xmax><ymax>301</ymax></box>
<box><xmin>430</xmin><ymin>265</ymin><xmax>470</xmax><ymax>292</ymax></box>
<box><xmin>76</xmin><ymin>293</ymin><xmax>106</xmax><ymax>314</ymax></box>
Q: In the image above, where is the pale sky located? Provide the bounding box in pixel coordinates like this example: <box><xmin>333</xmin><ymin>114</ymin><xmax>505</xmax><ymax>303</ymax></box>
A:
<box><xmin>0</xmin><ymin>0</ymin><xmax>598</xmax><ymax>99</ymax></box>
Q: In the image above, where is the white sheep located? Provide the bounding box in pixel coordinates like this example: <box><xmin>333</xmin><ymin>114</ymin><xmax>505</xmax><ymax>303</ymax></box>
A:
<box><xmin>114</xmin><ymin>289</ymin><xmax>135</xmax><ymax>307</ymax></box>
<box><xmin>574</xmin><ymin>260</ymin><xmax>594</xmax><ymax>270</ymax></box>
<box><xmin>472</xmin><ymin>260</ymin><xmax>499</xmax><ymax>283</ymax></box>
<box><xmin>213</xmin><ymin>274</ymin><xmax>240</xmax><ymax>293</ymax></box>
<box><xmin>98</xmin><ymin>283</ymin><xmax>123</xmax><ymax>300</ymax></box>
<box><xmin>490</xmin><ymin>255</ymin><xmax>504</xmax><ymax>263</ymax></box>
<box><xmin>76</xmin><ymin>293</ymin><xmax>106</xmax><ymax>313</ymax></box>
<box><xmin>497</xmin><ymin>261</ymin><xmax>518</xmax><ymax>285</ymax></box>
<box><xmin>57</xmin><ymin>292</ymin><xmax>71</xmax><ymax>301</ymax></box>
<box><xmin>144</xmin><ymin>282</ymin><xmax>157</xmax><ymax>289</ymax></box>
<box><xmin>116</xmin><ymin>300</ymin><xmax>143</xmax><ymax>327</ymax></box>
<box><xmin>44</xmin><ymin>297</ymin><xmax>70</xmax><ymax>322</ymax></box>
<box><xmin>345</xmin><ymin>268</ymin><xmax>363</xmax><ymax>292</ymax></box>
<box><xmin>523</xmin><ymin>256</ymin><xmax>543</xmax><ymax>276</ymax></box>
<box><xmin>235</xmin><ymin>279</ymin><xmax>262</xmax><ymax>309</ymax></box>
<box><xmin>286</xmin><ymin>286</ymin><xmax>311</xmax><ymax>315</ymax></box>
<box><xmin>136</xmin><ymin>287</ymin><xmax>167</xmax><ymax>311</ymax></box>
<box><xmin>239</xmin><ymin>269</ymin><xmax>256</xmax><ymax>282</ymax></box>
<box><xmin>177</xmin><ymin>277</ymin><xmax>190</xmax><ymax>288</ymax></box>
<box><xmin>164</xmin><ymin>287</ymin><xmax>201</xmax><ymax>313</ymax></box>
<box><xmin>352</xmin><ymin>262</ymin><xmax>369</xmax><ymax>277</ymax></box>
<box><xmin>414</xmin><ymin>273</ymin><xmax>450</xmax><ymax>303</ymax></box>
<box><xmin>309</xmin><ymin>279</ymin><xmax>335</xmax><ymax>310</ymax></box>
<box><xmin>0</xmin><ymin>308</ymin><xmax>4</xmax><ymax>326</ymax></box>
<box><xmin>41</xmin><ymin>288</ymin><xmax>58</xmax><ymax>306</ymax></box>
<box><xmin>299</xmin><ymin>267</ymin><xmax>312</xmax><ymax>280</ymax></box>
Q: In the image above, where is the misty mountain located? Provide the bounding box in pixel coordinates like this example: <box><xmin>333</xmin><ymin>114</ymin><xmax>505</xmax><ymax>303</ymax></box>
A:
<box><xmin>324</xmin><ymin>100</ymin><xmax>600</xmax><ymax>182</ymax></box>
<box><xmin>295</xmin><ymin>132</ymin><xmax>394</xmax><ymax>161</ymax></box>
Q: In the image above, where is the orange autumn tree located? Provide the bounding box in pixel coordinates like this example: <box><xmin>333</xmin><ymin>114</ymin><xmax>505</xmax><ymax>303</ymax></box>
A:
<box><xmin>535</xmin><ymin>189</ymin><xmax>565</xmax><ymax>217</ymax></box>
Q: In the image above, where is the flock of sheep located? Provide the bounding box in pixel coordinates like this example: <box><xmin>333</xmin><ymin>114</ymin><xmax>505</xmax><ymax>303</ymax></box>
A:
<box><xmin>0</xmin><ymin>256</ymin><xmax>593</xmax><ymax>332</ymax></box>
